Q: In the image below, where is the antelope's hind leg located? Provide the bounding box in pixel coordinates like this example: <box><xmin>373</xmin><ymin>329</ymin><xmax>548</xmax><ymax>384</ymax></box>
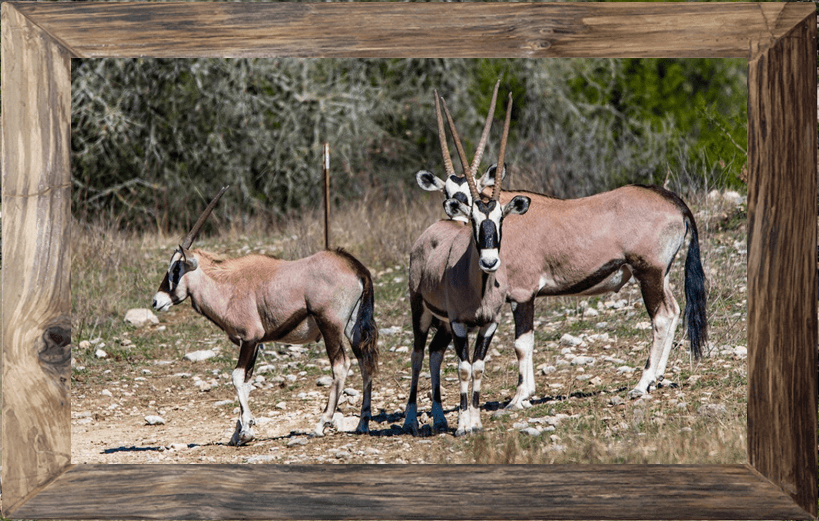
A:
<box><xmin>355</xmin><ymin>371</ymin><xmax>373</xmax><ymax>435</ymax></box>
<box><xmin>630</xmin><ymin>270</ymin><xmax>680</xmax><ymax>399</ymax></box>
<box><xmin>315</xmin><ymin>317</ymin><xmax>351</xmax><ymax>436</ymax></box>
<box><xmin>229</xmin><ymin>340</ymin><xmax>261</xmax><ymax>446</ymax></box>
<box><xmin>507</xmin><ymin>300</ymin><xmax>536</xmax><ymax>410</ymax></box>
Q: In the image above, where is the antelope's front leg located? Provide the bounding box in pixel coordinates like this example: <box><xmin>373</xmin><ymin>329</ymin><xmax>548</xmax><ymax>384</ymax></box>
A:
<box><xmin>229</xmin><ymin>341</ymin><xmax>260</xmax><ymax>446</ymax></box>
<box><xmin>468</xmin><ymin>323</ymin><xmax>497</xmax><ymax>433</ymax></box>
<box><xmin>451</xmin><ymin>322</ymin><xmax>472</xmax><ymax>437</ymax></box>
<box><xmin>427</xmin><ymin>326</ymin><xmax>452</xmax><ymax>433</ymax></box>
<box><xmin>404</xmin><ymin>301</ymin><xmax>432</xmax><ymax>436</ymax></box>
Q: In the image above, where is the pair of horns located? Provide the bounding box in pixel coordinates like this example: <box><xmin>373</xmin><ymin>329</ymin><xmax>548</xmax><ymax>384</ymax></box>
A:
<box><xmin>435</xmin><ymin>79</ymin><xmax>512</xmax><ymax>202</ymax></box>
<box><xmin>180</xmin><ymin>185</ymin><xmax>230</xmax><ymax>250</ymax></box>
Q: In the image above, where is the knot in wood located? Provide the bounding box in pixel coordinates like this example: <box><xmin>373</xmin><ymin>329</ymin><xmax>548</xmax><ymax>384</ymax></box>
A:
<box><xmin>38</xmin><ymin>321</ymin><xmax>72</xmax><ymax>368</ymax></box>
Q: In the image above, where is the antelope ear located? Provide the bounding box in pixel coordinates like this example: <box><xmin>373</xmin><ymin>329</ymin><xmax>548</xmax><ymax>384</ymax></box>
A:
<box><xmin>478</xmin><ymin>163</ymin><xmax>507</xmax><ymax>189</ymax></box>
<box><xmin>443</xmin><ymin>198</ymin><xmax>471</xmax><ymax>220</ymax></box>
<box><xmin>503</xmin><ymin>195</ymin><xmax>530</xmax><ymax>217</ymax></box>
<box><xmin>416</xmin><ymin>170</ymin><xmax>446</xmax><ymax>192</ymax></box>
<box><xmin>180</xmin><ymin>247</ymin><xmax>199</xmax><ymax>271</ymax></box>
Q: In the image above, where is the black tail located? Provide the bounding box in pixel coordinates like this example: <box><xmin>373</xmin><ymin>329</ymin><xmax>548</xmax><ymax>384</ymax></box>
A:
<box><xmin>683</xmin><ymin>213</ymin><xmax>708</xmax><ymax>359</ymax></box>
<box><xmin>353</xmin><ymin>269</ymin><xmax>379</xmax><ymax>377</ymax></box>
<box><xmin>336</xmin><ymin>249</ymin><xmax>379</xmax><ymax>377</ymax></box>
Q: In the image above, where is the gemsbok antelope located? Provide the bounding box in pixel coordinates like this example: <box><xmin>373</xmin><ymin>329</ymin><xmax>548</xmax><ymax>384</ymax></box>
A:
<box><xmin>152</xmin><ymin>186</ymin><xmax>379</xmax><ymax>444</ymax></box>
<box><xmin>405</xmin><ymin>82</ymin><xmax>531</xmax><ymax>436</ymax></box>
<box><xmin>416</xmin><ymin>89</ymin><xmax>708</xmax><ymax>406</ymax></box>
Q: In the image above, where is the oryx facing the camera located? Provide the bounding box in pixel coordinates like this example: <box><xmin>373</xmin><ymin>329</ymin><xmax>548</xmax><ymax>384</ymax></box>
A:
<box><xmin>405</xmin><ymin>82</ymin><xmax>531</xmax><ymax>436</ymax></box>
<box><xmin>153</xmin><ymin>186</ymin><xmax>378</xmax><ymax>444</ymax></box>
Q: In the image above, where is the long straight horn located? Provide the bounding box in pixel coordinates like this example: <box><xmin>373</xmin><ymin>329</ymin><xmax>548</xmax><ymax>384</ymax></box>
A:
<box><xmin>434</xmin><ymin>91</ymin><xmax>456</xmax><ymax>178</ymax></box>
<box><xmin>467</xmin><ymin>79</ymin><xmax>501</xmax><ymax>192</ymax></box>
<box><xmin>440</xmin><ymin>96</ymin><xmax>471</xmax><ymax>179</ymax></box>
<box><xmin>493</xmin><ymin>92</ymin><xmax>513</xmax><ymax>201</ymax></box>
<box><xmin>180</xmin><ymin>185</ymin><xmax>230</xmax><ymax>250</ymax></box>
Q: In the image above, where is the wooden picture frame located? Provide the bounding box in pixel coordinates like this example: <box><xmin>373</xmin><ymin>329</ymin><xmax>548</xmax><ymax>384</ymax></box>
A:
<box><xmin>2</xmin><ymin>2</ymin><xmax>817</xmax><ymax>519</ymax></box>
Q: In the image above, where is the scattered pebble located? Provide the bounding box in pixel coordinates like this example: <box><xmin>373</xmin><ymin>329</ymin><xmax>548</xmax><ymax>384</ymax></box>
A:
<box><xmin>316</xmin><ymin>376</ymin><xmax>334</xmax><ymax>387</ymax></box>
<box><xmin>571</xmin><ymin>356</ymin><xmax>595</xmax><ymax>366</ymax></box>
<box><xmin>379</xmin><ymin>326</ymin><xmax>402</xmax><ymax>336</ymax></box>
<box><xmin>183</xmin><ymin>350</ymin><xmax>216</xmax><ymax>362</ymax></box>
<box><xmin>559</xmin><ymin>333</ymin><xmax>583</xmax><ymax>347</ymax></box>
<box><xmin>697</xmin><ymin>403</ymin><xmax>728</xmax><ymax>417</ymax></box>
<box><xmin>287</xmin><ymin>437</ymin><xmax>308</xmax><ymax>447</ymax></box>
<box><xmin>609</xmin><ymin>396</ymin><xmax>625</xmax><ymax>406</ymax></box>
<box><xmin>124</xmin><ymin>308</ymin><xmax>159</xmax><ymax>328</ymax></box>
<box><xmin>144</xmin><ymin>415</ymin><xmax>166</xmax><ymax>425</ymax></box>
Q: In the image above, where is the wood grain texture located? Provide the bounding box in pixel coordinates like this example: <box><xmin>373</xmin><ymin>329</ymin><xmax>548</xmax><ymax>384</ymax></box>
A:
<box><xmin>8</xmin><ymin>2</ymin><xmax>815</xmax><ymax>59</ymax></box>
<box><xmin>1</xmin><ymin>1</ymin><xmax>817</xmax><ymax>519</ymax></box>
<box><xmin>746</xmin><ymin>10</ymin><xmax>818</xmax><ymax>518</ymax></box>
<box><xmin>11</xmin><ymin>464</ymin><xmax>814</xmax><ymax>520</ymax></box>
<box><xmin>1</xmin><ymin>2</ymin><xmax>73</xmax><ymax>514</ymax></box>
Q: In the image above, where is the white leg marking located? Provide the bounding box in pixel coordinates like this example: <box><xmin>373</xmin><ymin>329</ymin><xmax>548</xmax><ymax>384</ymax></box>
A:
<box><xmin>480</xmin><ymin>322</ymin><xmax>498</xmax><ymax>337</ymax></box>
<box><xmin>469</xmin><ymin>358</ymin><xmax>485</xmax><ymax>432</ymax></box>
<box><xmin>507</xmin><ymin>331</ymin><xmax>534</xmax><ymax>409</ymax></box>
<box><xmin>455</xmin><ymin>359</ymin><xmax>472</xmax><ymax>437</ymax></box>
<box><xmin>230</xmin><ymin>368</ymin><xmax>255</xmax><ymax>445</ymax></box>
<box><xmin>656</xmin><ymin>279</ymin><xmax>681</xmax><ymax>378</ymax></box>
<box><xmin>316</xmin><ymin>357</ymin><xmax>350</xmax><ymax>436</ymax></box>
<box><xmin>631</xmin><ymin>305</ymin><xmax>677</xmax><ymax>399</ymax></box>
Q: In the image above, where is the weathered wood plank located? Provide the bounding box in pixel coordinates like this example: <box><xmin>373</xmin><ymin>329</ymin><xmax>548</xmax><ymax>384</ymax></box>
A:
<box><xmin>1</xmin><ymin>1</ymin><xmax>817</xmax><ymax>519</ymax></box>
<box><xmin>1</xmin><ymin>2</ymin><xmax>73</xmax><ymax>514</ymax></box>
<box><xmin>10</xmin><ymin>464</ymin><xmax>813</xmax><ymax>520</ymax></box>
<box><xmin>746</xmin><ymin>9</ymin><xmax>819</xmax><ymax>518</ymax></box>
<box><xmin>9</xmin><ymin>2</ymin><xmax>815</xmax><ymax>59</ymax></box>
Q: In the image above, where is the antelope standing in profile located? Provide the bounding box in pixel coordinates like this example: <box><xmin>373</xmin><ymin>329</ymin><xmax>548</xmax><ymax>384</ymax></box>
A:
<box><xmin>416</xmin><ymin>90</ymin><xmax>707</xmax><ymax>405</ymax></box>
<box><xmin>405</xmin><ymin>83</ymin><xmax>531</xmax><ymax>436</ymax></box>
<box><xmin>152</xmin><ymin>186</ymin><xmax>378</xmax><ymax>444</ymax></box>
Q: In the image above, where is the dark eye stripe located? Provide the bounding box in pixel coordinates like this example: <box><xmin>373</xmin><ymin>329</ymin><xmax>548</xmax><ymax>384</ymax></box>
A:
<box><xmin>453</xmin><ymin>192</ymin><xmax>469</xmax><ymax>205</ymax></box>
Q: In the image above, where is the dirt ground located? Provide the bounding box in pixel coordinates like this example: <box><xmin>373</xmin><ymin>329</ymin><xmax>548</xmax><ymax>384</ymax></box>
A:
<box><xmin>70</xmin><ymin>283</ymin><xmax>748</xmax><ymax>467</ymax></box>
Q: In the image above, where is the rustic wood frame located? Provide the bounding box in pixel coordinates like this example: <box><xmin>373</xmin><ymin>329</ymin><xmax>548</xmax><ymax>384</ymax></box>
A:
<box><xmin>2</xmin><ymin>2</ymin><xmax>817</xmax><ymax>519</ymax></box>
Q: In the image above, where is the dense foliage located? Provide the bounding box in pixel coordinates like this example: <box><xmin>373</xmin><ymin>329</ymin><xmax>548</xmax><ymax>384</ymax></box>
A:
<box><xmin>69</xmin><ymin>57</ymin><xmax>747</xmax><ymax>232</ymax></box>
